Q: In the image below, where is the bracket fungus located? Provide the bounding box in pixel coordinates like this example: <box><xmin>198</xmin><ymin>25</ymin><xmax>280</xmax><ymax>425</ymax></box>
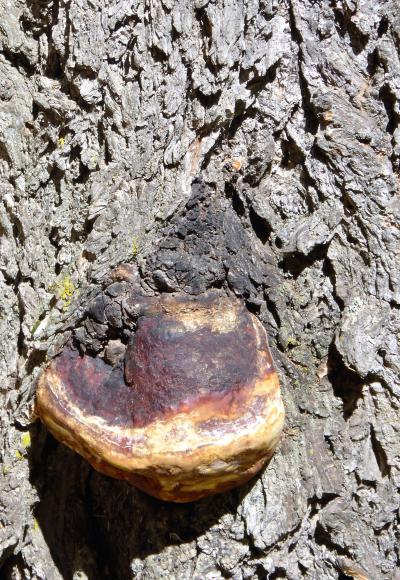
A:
<box><xmin>36</xmin><ymin>289</ymin><xmax>284</xmax><ymax>502</ymax></box>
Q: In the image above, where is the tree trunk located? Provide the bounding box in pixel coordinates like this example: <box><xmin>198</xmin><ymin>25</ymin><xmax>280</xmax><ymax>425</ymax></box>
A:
<box><xmin>0</xmin><ymin>1</ymin><xmax>399</xmax><ymax>579</ymax></box>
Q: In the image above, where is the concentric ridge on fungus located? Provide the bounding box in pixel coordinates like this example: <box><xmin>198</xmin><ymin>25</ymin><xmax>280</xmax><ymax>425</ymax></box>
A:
<box><xmin>36</xmin><ymin>290</ymin><xmax>284</xmax><ymax>502</ymax></box>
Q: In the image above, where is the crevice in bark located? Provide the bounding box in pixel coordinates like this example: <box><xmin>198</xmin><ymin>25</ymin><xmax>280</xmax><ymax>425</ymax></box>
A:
<box><xmin>314</xmin><ymin>521</ymin><xmax>349</xmax><ymax>557</ymax></box>
<box><xmin>0</xmin><ymin>48</ymin><xmax>35</xmax><ymax>77</ymax></box>
<box><xmin>31</xmin><ymin>100</ymin><xmax>58</xmax><ymax>127</ymax></box>
<box><xmin>109</xmin><ymin>14</ymin><xmax>141</xmax><ymax>37</ymax></box>
<box><xmin>215</xmin><ymin>563</ymin><xmax>234</xmax><ymax>579</ymax></box>
<box><xmin>73</xmin><ymin>162</ymin><xmax>91</xmax><ymax>185</ymax></box>
<box><xmin>199</xmin><ymin>130</ymin><xmax>224</xmax><ymax>169</ymax></box>
<box><xmin>327</xmin><ymin>342</ymin><xmax>363</xmax><ymax>420</ymax></box>
<box><xmin>379</xmin><ymin>84</ymin><xmax>398</xmax><ymax>135</ymax></box>
<box><xmin>195</xmin><ymin>88</ymin><xmax>222</xmax><ymax>110</ymax></box>
<box><xmin>245</xmin><ymin>300</ymin><xmax>261</xmax><ymax>315</ymax></box>
<box><xmin>48</xmin><ymin>226</ymin><xmax>60</xmax><ymax>249</ymax></box>
<box><xmin>246</xmin><ymin>60</ymin><xmax>279</xmax><ymax>94</ymax></box>
<box><xmin>264</xmin><ymin>294</ymin><xmax>281</xmax><ymax>328</ymax></box>
<box><xmin>10</xmin><ymin>217</ymin><xmax>26</xmax><ymax>246</ymax></box>
<box><xmin>25</xmin><ymin>348</ymin><xmax>47</xmax><ymax>376</ymax></box>
<box><xmin>369</xmin><ymin>425</ymin><xmax>390</xmax><ymax>478</ymax></box>
<box><xmin>46</xmin><ymin>46</ymin><xmax>64</xmax><ymax>80</ymax></box>
<box><xmin>309</xmin><ymin>494</ymin><xmax>339</xmax><ymax>518</ymax></box>
<box><xmin>288</xmin><ymin>2</ymin><xmax>319</xmax><ymax>134</ymax></box>
<box><xmin>280</xmin><ymin>137</ymin><xmax>305</xmax><ymax>170</ymax></box>
<box><xmin>322</xmin><ymin>256</ymin><xmax>345</xmax><ymax>311</ymax></box>
<box><xmin>149</xmin><ymin>43</ymin><xmax>169</xmax><ymax>64</ymax></box>
<box><xmin>224</xmin><ymin>182</ymin><xmax>246</xmax><ymax>217</ymax></box>
<box><xmin>268</xmin><ymin>568</ymin><xmax>287</xmax><ymax>579</ymax></box>
<box><xmin>0</xmin><ymin>552</ymin><xmax>24</xmax><ymax>579</ymax></box>
<box><xmin>332</xmin><ymin>5</ymin><xmax>369</xmax><ymax>55</ymax></box>
<box><xmin>279</xmin><ymin>245</ymin><xmax>328</xmax><ymax>278</ymax></box>
<box><xmin>97</xmin><ymin>120</ymin><xmax>110</xmax><ymax>165</ymax></box>
<box><xmin>249</xmin><ymin>205</ymin><xmax>271</xmax><ymax>244</ymax></box>
<box><xmin>377</xmin><ymin>16</ymin><xmax>389</xmax><ymax>38</ymax></box>
<box><xmin>300</xmin><ymin>168</ymin><xmax>321</xmax><ymax>210</ymax></box>
<box><xmin>0</xmin><ymin>141</ymin><xmax>12</xmax><ymax>168</ymax></box>
<box><xmin>195</xmin><ymin>6</ymin><xmax>213</xmax><ymax>52</ymax></box>
<box><xmin>50</xmin><ymin>166</ymin><xmax>65</xmax><ymax>207</ymax></box>
<box><xmin>366</xmin><ymin>47</ymin><xmax>380</xmax><ymax>77</ymax></box>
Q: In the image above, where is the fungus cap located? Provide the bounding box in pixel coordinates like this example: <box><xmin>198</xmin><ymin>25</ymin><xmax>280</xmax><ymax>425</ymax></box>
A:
<box><xmin>36</xmin><ymin>291</ymin><xmax>284</xmax><ymax>502</ymax></box>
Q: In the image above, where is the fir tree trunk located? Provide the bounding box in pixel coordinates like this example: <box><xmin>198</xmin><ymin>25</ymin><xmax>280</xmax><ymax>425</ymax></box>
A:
<box><xmin>0</xmin><ymin>1</ymin><xmax>399</xmax><ymax>578</ymax></box>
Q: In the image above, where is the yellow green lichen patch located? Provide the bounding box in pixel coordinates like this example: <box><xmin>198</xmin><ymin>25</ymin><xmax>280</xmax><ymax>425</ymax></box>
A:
<box><xmin>285</xmin><ymin>336</ymin><xmax>298</xmax><ymax>348</ymax></box>
<box><xmin>21</xmin><ymin>432</ymin><xmax>31</xmax><ymax>448</ymax></box>
<box><xmin>30</xmin><ymin>319</ymin><xmax>41</xmax><ymax>336</ymax></box>
<box><xmin>15</xmin><ymin>450</ymin><xmax>25</xmax><ymax>460</ymax></box>
<box><xmin>131</xmin><ymin>236</ymin><xmax>140</xmax><ymax>259</ymax></box>
<box><xmin>50</xmin><ymin>275</ymin><xmax>77</xmax><ymax>311</ymax></box>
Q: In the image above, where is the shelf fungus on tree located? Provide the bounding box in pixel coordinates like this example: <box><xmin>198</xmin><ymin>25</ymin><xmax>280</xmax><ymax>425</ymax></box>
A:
<box><xmin>36</xmin><ymin>289</ymin><xmax>284</xmax><ymax>502</ymax></box>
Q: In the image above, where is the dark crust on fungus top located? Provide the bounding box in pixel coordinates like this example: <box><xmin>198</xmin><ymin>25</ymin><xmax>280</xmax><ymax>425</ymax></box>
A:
<box><xmin>49</xmin><ymin>292</ymin><xmax>274</xmax><ymax>429</ymax></box>
<box><xmin>53</xmin><ymin>351</ymin><xmax>132</xmax><ymax>427</ymax></box>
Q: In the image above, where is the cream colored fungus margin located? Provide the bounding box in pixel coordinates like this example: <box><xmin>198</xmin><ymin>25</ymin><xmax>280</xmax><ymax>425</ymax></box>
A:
<box><xmin>38</xmin><ymin>368</ymin><xmax>283</xmax><ymax>464</ymax></box>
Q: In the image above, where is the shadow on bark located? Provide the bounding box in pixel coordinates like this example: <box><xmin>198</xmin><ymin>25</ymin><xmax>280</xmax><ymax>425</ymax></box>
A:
<box><xmin>28</xmin><ymin>424</ymin><xmax>256</xmax><ymax>580</ymax></box>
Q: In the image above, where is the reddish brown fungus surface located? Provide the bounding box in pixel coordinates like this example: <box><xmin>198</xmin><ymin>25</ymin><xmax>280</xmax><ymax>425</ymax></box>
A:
<box><xmin>37</xmin><ymin>288</ymin><xmax>284</xmax><ymax>502</ymax></box>
<box><xmin>124</xmin><ymin>301</ymin><xmax>267</xmax><ymax>427</ymax></box>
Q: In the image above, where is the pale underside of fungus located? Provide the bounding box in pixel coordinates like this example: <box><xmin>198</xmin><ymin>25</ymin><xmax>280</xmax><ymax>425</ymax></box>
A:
<box><xmin>37</xmin><ymin>288</ymin><xmax>284</xmax><ymax>502</ymax></box>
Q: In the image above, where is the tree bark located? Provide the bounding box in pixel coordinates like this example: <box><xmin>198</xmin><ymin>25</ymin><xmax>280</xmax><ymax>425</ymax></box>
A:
<box><xmin>0</xmin><ymin>1</ymin><xmax>399</xmax><ymax>579</ymax></box>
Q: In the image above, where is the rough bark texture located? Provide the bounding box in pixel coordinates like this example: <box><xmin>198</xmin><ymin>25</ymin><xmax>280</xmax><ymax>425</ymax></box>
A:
<box><xmin>0</xmin><ymin>1</ymin><xmax>399</xmax><ymax>579</ymax></box>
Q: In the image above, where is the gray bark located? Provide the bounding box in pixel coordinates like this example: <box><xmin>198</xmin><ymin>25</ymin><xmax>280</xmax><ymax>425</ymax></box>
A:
<box><xmin>0</xmin><ymin>0</ymin><xmax>399</xmax><ymax>579</ymax></box>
